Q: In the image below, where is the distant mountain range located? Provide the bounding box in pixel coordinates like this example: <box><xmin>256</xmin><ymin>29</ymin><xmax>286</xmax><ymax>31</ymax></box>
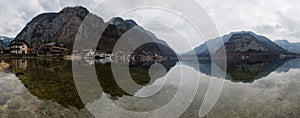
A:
<box><xmin>184</xmin><ymin>31</ymin><xmax>297</xmax><ymax>63</ymax></box>
<box><xmin>14</xmin><ymin>6</ymin><xmax>176</xmax><ymax>57</ymax></box>
<box><xmin>275</xmin><ymin>40</ymin><xmax>300</xmax><ymax>54</ymax></box>
<box><xmin>4</xmin><ymin>6</ymin><xmax>300</xmax><ymax>60</ymax></box>
<box><xmin>0</xmin><ymin>36</ymin><xmax>13</xmax><ymax>49</ymax></box>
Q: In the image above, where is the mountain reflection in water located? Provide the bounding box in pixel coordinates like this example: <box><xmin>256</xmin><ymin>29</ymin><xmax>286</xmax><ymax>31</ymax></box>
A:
<box><xmin>184</xmin><ymin>58</ymin><xmax>300</xmax><ymax>83</ymax></box>
<box><xmin>2</xmin><ymin>58</ymin><xmax>300</xmax><ymax>117</ymax></box>
<box><xmin>7</xmin><ymin>58</ymin><xmax>176</xmax><ymax>109</ymax></box>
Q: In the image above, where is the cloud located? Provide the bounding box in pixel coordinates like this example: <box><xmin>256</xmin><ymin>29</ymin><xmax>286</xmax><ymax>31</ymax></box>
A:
<box><xmin>0</xmin><ymin>0</ymin><xmax>44</xmax><ymax>37</ymax></box>
<box><xmin>196</xmin><ymin>0</ymin><xmax>300</xmax><ymax>42</ymax></box>
<box><xmin>252</xmin><ymin>10</ymin><xmax>300</xmax><ymax>42</ymax></box>
<box><xmin>0</xmin><ymin>0</ymin><xmax>98</xmax><ymax>37</ymax></box>
<box><xmin>37</xmin><ymin>0</ymin><xmax>99</xmax><ymax>11</ymax></box>
<box><xmin>0</xmin><ymin>0</ymin><xmax>299</xmax><ymax>45</ymax></box>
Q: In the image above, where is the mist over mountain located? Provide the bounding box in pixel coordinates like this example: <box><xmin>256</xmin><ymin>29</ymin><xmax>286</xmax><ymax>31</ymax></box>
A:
<box><xmin>275</xmin><ymin>40</ymin><xmax>300</xmax><ymax>54</ymax></box>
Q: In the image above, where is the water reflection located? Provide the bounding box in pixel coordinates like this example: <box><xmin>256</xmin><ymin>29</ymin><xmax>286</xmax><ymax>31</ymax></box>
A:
<box><xmin>180</xmin><ymin>58</ymin><xmax>300</xmax><ymax>117</ymax></box>
<box><xmin>9</xmin><ymin>59</ymin><xmax>82</xmax><ymax>108</ymax></box>
<box><xmin>2</xmin><ymin>58</ymin><xmax>300</xmax><ymax>117</ymax></box>
<box><xmin>276</xmin><ymin>58</ymin><xmax>300</xmax><ymax>72</ymax></box>
<box><xmin>7</xmin><ymin>58</ymin><xmax>176</xmax><ymax>109</ymax></box>
<box><xmin>184</xmin><ymin>59</ymin><xmax>300</xmax><ymax>83</ymax></box>
<box><xmin>0</xmin><ymin>70</ymin><xmax>93</xmax><ymax>117</ymax></box>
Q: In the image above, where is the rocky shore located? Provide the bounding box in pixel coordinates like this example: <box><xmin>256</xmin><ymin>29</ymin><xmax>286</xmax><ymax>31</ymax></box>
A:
<box><xmin>0</xmin><ymin>60</ymin><xmax>9</xmax><ymax>71</ymax></box>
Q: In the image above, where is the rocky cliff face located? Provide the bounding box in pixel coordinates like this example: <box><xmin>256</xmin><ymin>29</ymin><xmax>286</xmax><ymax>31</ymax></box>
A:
<box><xmin>14</xmin><ymin>6</ymin><xmax>176</xmax><ymax>57</ymax></box>
<box><xmin>15</xmin><ymin>6</ymin><xmax>91</xmax><ymax>50</ymax></box>
<box><xmin>226</xmin><ymin>33</ymin><xmax>269</xmax><ymax>52</ymax></box>
<box><xmin>185</xmin><ymin>31</ymin><xmax>293</xmax><ymax>63</ymax></box>
<box><xmin>98</xmin><ymin>17</ymin><xmax>176</xmax><ymax>57</ymax></box>
<box><xmin>218</xmin><ymin>32</ymin><xmax>292</xmax><ymax>63</ymax></box>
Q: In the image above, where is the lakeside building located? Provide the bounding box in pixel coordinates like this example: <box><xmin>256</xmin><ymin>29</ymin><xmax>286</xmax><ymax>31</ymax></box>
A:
<box><xmin>9</xmin><ymin>40</ymin><xmax>31</xmax><ymax>54</ymax></box>
<box><xmin>81</xmin><ymin>49</ymin><xmax>95</xmax><ymax>57</ymax></box>
<box><xmin>38</xmin><ymin>42</ymin><xmax>69</xmax><ymax>56</ymax></box>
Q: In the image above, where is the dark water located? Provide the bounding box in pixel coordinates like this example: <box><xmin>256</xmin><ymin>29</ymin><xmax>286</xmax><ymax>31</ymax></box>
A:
<box><xmin>0</xmin><ymin>58</ymin><xmax>299</xmax><ymax>117</ymax></box>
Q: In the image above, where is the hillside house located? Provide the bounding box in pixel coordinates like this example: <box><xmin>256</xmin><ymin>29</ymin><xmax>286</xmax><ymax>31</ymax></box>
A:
<box><xmin>9</xmin><ymin>40</ymin><xmax>31</xmax><ymax>54</ymax></box>
<box><xmin>39</xmin><ymin>42</ymin><xmax>69</xmax><ymax>56</ymax></box>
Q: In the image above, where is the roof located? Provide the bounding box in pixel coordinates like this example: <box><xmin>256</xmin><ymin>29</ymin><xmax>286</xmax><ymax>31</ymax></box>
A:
<box><xmin>9</xmin><ymin>40</ymin><xmax>30</xmax><ymax>47</ymax></box>
<box><xmin>44</xmin><ymin>42</ymin><xmax>64</xmax><ymax>47</ymax></box>
<box><xmin>45</xmin><ymin>42</ymin><xmax>56</xmax><ymax>46</ymax></box>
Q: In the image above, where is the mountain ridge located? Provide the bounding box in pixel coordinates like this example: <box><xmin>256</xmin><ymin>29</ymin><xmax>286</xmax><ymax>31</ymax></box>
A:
<box><xmin>13</xmin><ymin>6</ymin><xmax>176</xmax><ymax>57</ymax></box>
<box><xmin>275</xmin><ymin>39</ymin><xmax>300</xmax><ymax>54</ymax></box>
<box><xmin>183</xmin><ymin>31</ymin><xmax>296</xmax><ymax>63</ymax></box>
<box><xmin>0</xmin><ymin>36</ymin><xmax>14</xmax><ymax>49</ymax></box>
<box><xmin>15</xmin><ymin>6</ymin><xmax>91</xmax><ymax>49</ymax></box>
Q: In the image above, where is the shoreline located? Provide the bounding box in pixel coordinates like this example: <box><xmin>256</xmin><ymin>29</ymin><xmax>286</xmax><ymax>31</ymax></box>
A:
<box><xmin>0</xmin><ymin>55</ymin><xmax>66</xmax><ymax>59</ymax></box>
<box><xmin>0</xmin><ymin>60</ymin><xmax>10</xmax><ymax>71</ymax></box>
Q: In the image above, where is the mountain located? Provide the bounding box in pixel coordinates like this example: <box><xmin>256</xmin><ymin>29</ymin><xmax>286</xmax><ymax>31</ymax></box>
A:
<box><xmin>0</xmin><ymin>36</ymin><xmax>14</xmax><ymax>47</ymax></box>
<box><xmin>0</xmin><ymin>41</ymin><xmax>5</xmax><ymax>50</ymax></box>
<box><xmin>96</xmin><ymin>17</ymin><xmax>176</xmax><ymax>57</ymax></box>
<box><xmin>0</xmin><ymin>36</ymin><xmax>13</xmax><ymax>49</ymax></box>
<box><xmin>15</xmin><ymin>6</ymin><xmax>91</xmax><ymax>49</ymax></box>
<box><xmin>14</xmin><ymin>6</ymin><xmax>176</xmax><ymax>57</ymax></box>
<box><xmin>184</xmin><ymin>31</ymin><xmax>294</xmax><ymax>63</ymax></box>
<box><xmin>0</xmin><ymin>36</ymin><xmax>14</xmax><ymax>46</ymax></box>
<box><xmin>275</xmin><ymin>40</ymin><xmax>300</xmax><ymax>54</ymax></box>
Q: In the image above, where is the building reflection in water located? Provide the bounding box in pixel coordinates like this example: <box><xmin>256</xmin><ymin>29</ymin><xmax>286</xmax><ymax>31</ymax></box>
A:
<box><xmin>8</xmin><ymin>58</ymin><xmax>176</xmax><ymax>110</ymax></box>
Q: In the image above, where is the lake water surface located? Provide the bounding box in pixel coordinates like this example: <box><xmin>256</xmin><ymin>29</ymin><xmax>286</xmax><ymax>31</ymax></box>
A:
<box><xmin>0</xmin><ymin>58</ymin><xmax>299</xmax><ymax>117</ymax></box>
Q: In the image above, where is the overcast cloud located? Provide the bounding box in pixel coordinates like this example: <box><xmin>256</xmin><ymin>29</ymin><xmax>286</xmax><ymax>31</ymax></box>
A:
<box><xmin>0</xmin><ymin>0</ymin><xmax>299</xmax><ymax>49</ymax></box>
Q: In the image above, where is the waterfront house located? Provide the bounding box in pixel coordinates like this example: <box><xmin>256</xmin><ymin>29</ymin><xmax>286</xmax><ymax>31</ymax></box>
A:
<box><xmin>81</xmin><ymin>49</ymin><xmax>95</xmax><ymax>57</ymax></box>
<box><xmin>9</xmin><ymin>40</ymin><xmax>31</xmax><ymax>54</ymax></box>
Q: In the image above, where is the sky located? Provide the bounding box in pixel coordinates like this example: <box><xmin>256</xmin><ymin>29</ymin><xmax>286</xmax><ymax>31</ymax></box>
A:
<box><xmin>0</xmin><ymin>0</ymin><xmax>299</xmax><ymax>52</ymax></box>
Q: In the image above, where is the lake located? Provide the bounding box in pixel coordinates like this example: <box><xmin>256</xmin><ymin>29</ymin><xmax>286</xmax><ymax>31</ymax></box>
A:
<box><xmin>0</xmin><ymin>58</ymin><xmax>299</xmax><ymax>117</ymax></box>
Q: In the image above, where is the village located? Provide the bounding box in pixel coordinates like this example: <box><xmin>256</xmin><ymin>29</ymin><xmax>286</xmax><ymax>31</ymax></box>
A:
<box><xmin>0</xmin><ymin>40</ymin><xmax>168</xmax><ymax>64</ymax></box>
